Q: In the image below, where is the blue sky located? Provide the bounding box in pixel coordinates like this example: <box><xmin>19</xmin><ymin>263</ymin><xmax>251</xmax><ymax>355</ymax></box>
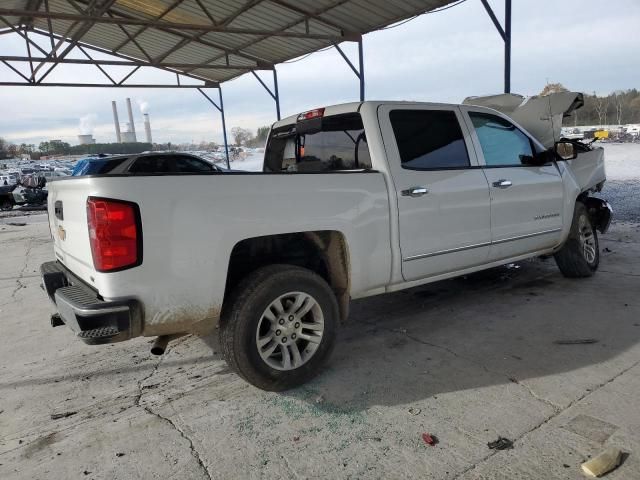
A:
<box><xmin>1</xmin><ymin>0</ymin><xmax>639</xmax><ymax>145</ymax></box>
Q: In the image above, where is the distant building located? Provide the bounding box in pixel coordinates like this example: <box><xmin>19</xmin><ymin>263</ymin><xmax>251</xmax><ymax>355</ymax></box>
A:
<box><xmin>78</xmin><ymin>134</ymin><xmax>96</xmax><ymax>145</ymax></box>
<box><xmin>121</xmin><ymin>131</ymin><xmax>137</xmax><ymax>143</ymax></box>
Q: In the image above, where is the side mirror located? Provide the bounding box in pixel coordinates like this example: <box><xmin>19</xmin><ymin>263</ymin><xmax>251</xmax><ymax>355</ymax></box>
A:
<box><xmin>555</xmin><ymin>141</ymin><xmax>577</xmax><ymax>160</ymax></box>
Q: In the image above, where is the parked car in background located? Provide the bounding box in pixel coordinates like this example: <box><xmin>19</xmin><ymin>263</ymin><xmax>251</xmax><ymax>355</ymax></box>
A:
<box><xmin>72</xmin><ymin>152</ymin><xmax>222</xmax><ymax>176</ymax></box>
<box><xmin>42</xmin><ymin>94</ymin><xmax>611</xmax><ymax>391</ymax></box>
<box><xmin>0</xmin><ymin>184</ymin><xmax>16</xmax><ymax>210</ymax></box>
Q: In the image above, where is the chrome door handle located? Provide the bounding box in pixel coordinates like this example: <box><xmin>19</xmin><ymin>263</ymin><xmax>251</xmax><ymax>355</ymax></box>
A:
<box><xmin>401</xmin><ymin>186</ymin><xmax>429</xmax><ymax>197</ymax></box>
<box><xmin>492</xmin><ymin>179</ymin><xmax>513</xmax><ymax>189</ymax></box>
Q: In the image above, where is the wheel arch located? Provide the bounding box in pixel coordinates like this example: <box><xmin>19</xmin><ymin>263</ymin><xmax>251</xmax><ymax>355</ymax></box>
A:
<box><xmin>225</xmin><ymin>230</ymin><xmax>351</xmax><ymax>322</ymax></box>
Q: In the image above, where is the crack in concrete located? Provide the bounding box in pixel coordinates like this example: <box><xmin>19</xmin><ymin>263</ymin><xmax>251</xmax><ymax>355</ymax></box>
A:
<box><xmin>10</xmin><ymin>238</ymin><xmax>33</xmax><ymax>298</ymax></box>
<box><xmin>453</xmin><ymin>358</ymin><xmax>640</xmax><ymax>479</ymax></box>
<box><xmin>141</xmin><ymin>405</ymin><xmax>212</xmax><ymax>480</ymax></box>
<box><xmin>362</xmin><ymin>320</ymin><xmax>564</xmax><ymax>413</ymax></box>
<box><xmin>402</xmin><ymin>331</ymin><xmax>563</xmax><ymax>412</ymax></box>
<box><xmin>133</xmin><ymin>340</ymin><xmax>212</xmax><ymax>480</ymax></box>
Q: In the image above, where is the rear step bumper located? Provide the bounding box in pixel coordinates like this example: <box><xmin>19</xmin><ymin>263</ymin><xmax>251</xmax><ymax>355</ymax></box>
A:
<box><xmin>40</xmin><ymin>261</ymin><xmax>142</xmax><ymax>345</ymax></box>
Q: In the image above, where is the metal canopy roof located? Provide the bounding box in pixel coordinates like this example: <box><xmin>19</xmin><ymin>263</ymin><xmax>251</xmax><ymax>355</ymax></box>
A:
<box><xmin>0</xmin><ymin>0</ymin><xmax>459</xmax><ymax>85</ymax></box>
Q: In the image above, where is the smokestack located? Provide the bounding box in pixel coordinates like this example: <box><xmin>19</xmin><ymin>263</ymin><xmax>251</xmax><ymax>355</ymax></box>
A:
<box><xmin>126</xmin><ymin>97</ymin><xmax>137</xmax><ymax>142</ymax></box>
<box><xmin>112</xmin><ymin>101</ymin><xmax>122</xmax><ymax>143</ymax></box>
<box><xmin>144</xmin><ymin>113</ymin><xmax>152</xmax><ymax>143</ymax></box>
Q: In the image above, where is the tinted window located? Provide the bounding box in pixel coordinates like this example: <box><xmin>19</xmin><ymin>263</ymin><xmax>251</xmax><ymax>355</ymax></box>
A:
<box><xmin>389</xmin><ymin>110</ymin><xmax>470</xmax><ymax>170</ymax></box>
<box><xmin>174</xmin><ymin>156</ymin><xmax>215</xmax><ymax>172</ymax></box>
<box><xmin>264</xmin><ymin>113</ymin><xmax>371</xmax><ymax>172</ymax></box>
<box><xmin>469</xmin><ymin>112</ymin><xmax>534</xmax><ymax>166</ymax></box>
<box><xmin>129</xmin><ymin>156</ymin><xmax>172</xmax><ymax>173</ymax></box>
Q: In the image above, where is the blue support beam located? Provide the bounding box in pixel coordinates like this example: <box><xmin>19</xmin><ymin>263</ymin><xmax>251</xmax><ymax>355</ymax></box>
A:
<box><xmin>334</xmin><ymin>38</ymin><xmax>365</xmax><ymax>101</ymax></box>
<box><xmin>480</xmin><ymin>0</ymin><xmax>512</xmax><ymax>93</ymax></box>
<box><xmin>251</xmin><ymin>68</ymin><xmax>281</xmax><ymax>120</ymax></box>
<box><xmin>197</xmin><ymin>86</ymin><xmax>230</xmax><ymax>169</ymax></box>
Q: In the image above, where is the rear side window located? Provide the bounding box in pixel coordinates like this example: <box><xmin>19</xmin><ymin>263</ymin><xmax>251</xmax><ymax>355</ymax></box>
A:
<box><xmin>264</xmin><ymin>113</ymin><xmax>371</xmax><ymax>173</ymax></box>
<box><xmin>469</xmin><ymin>112</ymin><xmax>534</xmax><ymax>166</ymax></box>
<box><xmin>390</xmin><ymin>110</ymin><xmax>470</xmax><ymax>170</ymax></box>
<box><xmin>174</xmin><ymin>156</ymin><xmax>215</xmax><ymax>172</ymax></box>
<box><xmin>129</xmin><ymin>156</ymin><xmax>172</xmax><ymax>173</ymax></box>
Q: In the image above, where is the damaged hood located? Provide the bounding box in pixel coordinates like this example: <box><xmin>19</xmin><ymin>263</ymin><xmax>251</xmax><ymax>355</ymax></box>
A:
<box><xmin>462</xmin><ymin>92</ymin><xmax>584</xmax><ymax>148</ymax></box>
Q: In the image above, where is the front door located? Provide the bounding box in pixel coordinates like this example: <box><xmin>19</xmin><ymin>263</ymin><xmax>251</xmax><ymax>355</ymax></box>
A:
<box><xmin>461</xmin><ymin>108</ymin><xmax>565</xmax><ymax>261</ymax></box>
<box><xmin>378</xmin><ymin>104</ymin><xmax>492</xmax><ymax>282</ymax></box>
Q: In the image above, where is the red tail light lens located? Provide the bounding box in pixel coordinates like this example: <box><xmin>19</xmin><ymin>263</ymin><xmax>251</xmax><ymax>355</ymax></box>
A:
<box><xmin>87</xmin><ymin>197</ymin><xmax>142</xmax><ymax>272</ymax></box>
<box><xmin>297</xmin><ymin>108</ymin><xmax>325</xmax><ymax>121</ymax></box>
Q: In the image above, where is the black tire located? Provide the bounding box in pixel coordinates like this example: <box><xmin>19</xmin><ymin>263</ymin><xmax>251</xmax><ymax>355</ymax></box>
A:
<box><xmin>219</xmin><ymin>264</ymin><xmax>339</xmax><ymax>391</ymax></box>
<box><xmin>554</xmin><ymin>202</ymin><xmax>599</xmax><ymax>278</ymax></box>
<box><xmin>0</xmin><ymin>199</ymin><xmax>12</xmax><ymax>211</ymax></box>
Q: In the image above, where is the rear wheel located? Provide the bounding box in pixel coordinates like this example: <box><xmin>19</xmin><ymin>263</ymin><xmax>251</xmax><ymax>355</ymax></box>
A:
<box><xmin>554</xmin><ymin>202</ymin><xmax>599</xmax><ymax>277</ymax></box>
<box><xmin>219</xmin><ymin>264</ymin><xmax>339</xmax><ymax>391</ymax></box>
<box><xmin>0</xmin><ymin>199</ymin><xmax>12</xmax><ymax>211</ymax></box>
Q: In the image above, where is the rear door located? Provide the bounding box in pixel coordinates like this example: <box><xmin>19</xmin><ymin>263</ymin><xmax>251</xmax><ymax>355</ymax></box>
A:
<box><xmin>378</xmin><ymin>104</ymin><xmax>491</xmax><ymax>281</ymax></box>
<box><xmin>461</xmin><ymin>108</ymin><xmax>564</xmax><ymax>261</ymax></box>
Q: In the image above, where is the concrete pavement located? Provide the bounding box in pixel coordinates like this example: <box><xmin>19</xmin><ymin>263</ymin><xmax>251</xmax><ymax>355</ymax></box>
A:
<box><xmin>0</xmin><ymin>219</ymin><xmax>639</xmax><ymax>479</ymax></box>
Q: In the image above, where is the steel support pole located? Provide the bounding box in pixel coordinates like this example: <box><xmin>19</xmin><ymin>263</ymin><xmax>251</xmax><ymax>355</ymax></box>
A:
<box><xmin>273</xmin><ymin>68</ymin><xmax>281</xmax><ymax>120</ymax></box>
<box><xmin>358</xmin><ymin>38</ymin><xmax>364</xmax><ymax>101</ymax></box>
<box><xmin>219</xmin><ymin>87</ymin><xmax>230</xmax><ymax>169</ymax></box>
<box><xmin>504</xmin><ymin>0</ymin><xmax>512</xmax><ymax>94</ymax></box>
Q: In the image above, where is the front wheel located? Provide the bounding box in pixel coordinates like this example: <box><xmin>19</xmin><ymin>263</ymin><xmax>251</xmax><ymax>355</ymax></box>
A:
<box><xmin>554</xmin><ymin>202</ymin><xmax>599</xmax><ymax>277</ymax></box>
<box><xmin>219</xmin><ymin>265</ymin><xmax>339</xmax><ymax>391</ymax></box>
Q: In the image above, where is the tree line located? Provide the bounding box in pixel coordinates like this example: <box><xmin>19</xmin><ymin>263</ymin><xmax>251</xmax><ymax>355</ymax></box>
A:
<box><xmin>0</xmin><ymin>138</ymin><xmax>153</xmax><ymax>159</ymax></box>
<box><xmin>541</xmin><ymin>83</ymin><xmax>640</xmax><ymax>126</ymax></box>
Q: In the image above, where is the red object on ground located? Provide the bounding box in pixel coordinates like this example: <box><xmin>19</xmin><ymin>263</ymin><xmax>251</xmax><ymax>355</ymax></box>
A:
<box><xmin>422</xmin><ymin>433</ymin><xmax>438</xmax><ymax>446</ymax></box>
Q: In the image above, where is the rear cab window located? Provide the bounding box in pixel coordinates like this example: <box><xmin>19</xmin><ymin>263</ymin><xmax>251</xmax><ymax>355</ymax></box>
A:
<box><xmin>264</xmin><ymin>113</ymin><xmax>372</xmax><ymax>173</ymax></box>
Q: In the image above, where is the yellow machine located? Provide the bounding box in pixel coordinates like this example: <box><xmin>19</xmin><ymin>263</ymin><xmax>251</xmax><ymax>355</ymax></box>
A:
<box><xmin>594</xmin><ymin>130</ymin><xmax>609</xmax><ymax>139</ymax></box>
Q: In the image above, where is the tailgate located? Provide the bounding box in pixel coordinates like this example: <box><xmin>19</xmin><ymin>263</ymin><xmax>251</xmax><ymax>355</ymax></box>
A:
<box><xmin>47</xmin><ymin>177</ymin><xmax>97</xmax><ymax>285</ymax></box>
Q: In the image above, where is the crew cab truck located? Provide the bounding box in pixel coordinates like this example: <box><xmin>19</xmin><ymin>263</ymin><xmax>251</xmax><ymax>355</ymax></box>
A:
<box><xmin>41</xmin><ymin>97</ymin><xmax>611</xmax><ymax>391</ymax></box>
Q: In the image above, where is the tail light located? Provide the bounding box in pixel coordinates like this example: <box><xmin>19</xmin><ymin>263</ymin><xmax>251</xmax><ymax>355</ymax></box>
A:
<box><xmin>87</xmin><ymin>197</ymin><xmax>142</xmax><ymax>272</ymax></box>
<box><xmin>297</xmin><ymin>108</ymin><xmax>325</xmax><ymax>121</ymax></box>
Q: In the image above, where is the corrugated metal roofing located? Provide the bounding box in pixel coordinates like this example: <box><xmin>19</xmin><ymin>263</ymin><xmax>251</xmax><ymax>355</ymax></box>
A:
<box><xmin>2</xmin><ymin>0</ymin><xmax>459</xmax><ymax>84</ymax></box>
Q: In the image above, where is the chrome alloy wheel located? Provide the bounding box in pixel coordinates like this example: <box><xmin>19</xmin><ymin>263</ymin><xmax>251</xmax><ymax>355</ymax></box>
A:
<box><xmin>255</xmin><ymin>292</ymin><xmax>325</xmax><ymax>371</ymax></box>
<box><xmin>578</xmin><ymin>214</ymin><xmax>597</xmax><ymax>264</ymax></box>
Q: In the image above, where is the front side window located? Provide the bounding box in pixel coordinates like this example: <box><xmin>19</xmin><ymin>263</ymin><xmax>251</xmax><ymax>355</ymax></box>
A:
<box><xmin>389</xmin><ymin>109</ymin><xmax>470</xmax><ymax>170</ymax></box>
<box><xmin>469</xmin><ymin>112</ymin><xmax>534</xmax><ymax>166</ymax></box>
<box><xmin>264</xmin><ymin>113</ymin><xmax>371</xmax><ymax>173</ymax></box>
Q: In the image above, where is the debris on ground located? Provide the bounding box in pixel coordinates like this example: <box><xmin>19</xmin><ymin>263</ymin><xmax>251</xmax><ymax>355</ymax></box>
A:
<box><xmin>581</xmin><ymin>447</ymin><xmax>623</xmax><ymax>477</ymax></box>
<box><xmin>603</xmin><ymin>247</ymin><xmax>613</xmax><ymax>253</ymax></box>
<box><xmin>487</xmin><ymin>437</ymin><xmax>514</xmax><ymax>450</ymax></box>
<box><xmin>553</xmin><ymin>339</ymin><xmax>599</xmax><ymax>345</ymax></box>
<box><xmin>408</xmin><ymin>407</ymin><xmax>421</xmax><ymax>415</ymax></box>
<box><xmin>314</xmin><ymin>395</ymin><xmax>324</xmax><ymax>404</ymax></box>
<box><xmin>50</xmin><ymin>411</ymin><xmax>77</xmax><ymax>420</ymax></box>
<box><xmin>422</xmin><ymin>433</ymin><xmax>438</xmax><ymax>446</ymax></box>
<box><xmin>115</xmin><ymin>452</ymin><xmax>125</xmax><ymax>457</ymax></box>
<box><xmin>5</xmin><ymin>222</ymin><xmax>27</xmax><ymax>226</ymax></box>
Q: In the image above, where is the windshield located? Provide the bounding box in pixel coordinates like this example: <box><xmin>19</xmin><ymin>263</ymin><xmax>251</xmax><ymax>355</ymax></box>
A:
<box><xmin>264</xmin><ymin>113</ymin><xmax>371</xmax><ymax>173</ymax></box>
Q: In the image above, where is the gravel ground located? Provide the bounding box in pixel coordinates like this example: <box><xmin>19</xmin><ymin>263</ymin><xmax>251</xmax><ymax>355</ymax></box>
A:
<box><xmin>596</xmin><ymin>143</ymin><xmax>640</xmax><ymax>222</ymax></box>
